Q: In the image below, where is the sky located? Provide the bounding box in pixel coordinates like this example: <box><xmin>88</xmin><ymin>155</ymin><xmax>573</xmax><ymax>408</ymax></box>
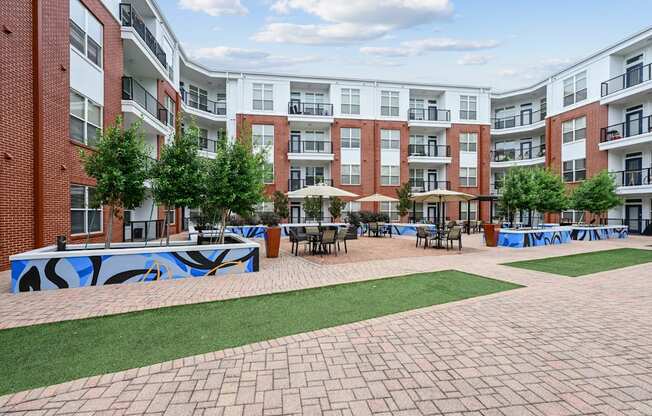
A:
<box><xmin>157</xmin><ymin>0</ymin><xmax>652</xmax><ymax>91</ymax></box>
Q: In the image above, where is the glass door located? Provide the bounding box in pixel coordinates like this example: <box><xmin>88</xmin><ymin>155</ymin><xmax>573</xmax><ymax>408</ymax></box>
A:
<box><xmin>519</xmin><ymin>140</ymin><xmax>532</xmax><ymax>160</ymax></box>
<box><xmin>625</xmin><ymin>55</ymin><xmax>644</xmax><ymax>88</ymax></box>
<box><xmin>427</xmin><ymin>204</ymin><xmax>438</xmax><ymax>224</ymax></box>
<box><xmin>427</xmin><ymin>100</ymin><xmax>438</xmax><ymax>121</ymax></box>
<box><xmin>625</xmin><ymin>155</ymin><xmax>643</xmax><ymax>186</ymax></box>
<box><xmin>289</xmin><ymin>169</ymin><xmax>301</xmax><ymax>191</ymax></box>
<box><xmin>290</xmin><ymin>203</ymin><xmax>301</xmax><ymax>224</ymax></box>
<box><xmin>427</xmin><ymin>136</ymin><xmax>438</xmax><ymax>157</ymax></box>
<box><xmin>290</xmin><ymin>131</ymin><xmax>301</xmax><ymax>153</ymax></box>
<box><xmin>290</xmin><ymin>92</ymin><xmax>301</xmax><ymax>114</ymax></box>
<box><xmin>427</xmin><ymin>170</ymin><xmax>438</xmax><ymax>191</ymax></box>
<box><xmin>625</xmin><ymin>204</ymin><xmax>642</xmax><ymax>233</ymax></box>
<box><xmin>625</xmin><ymin>106</ymin><xmax>643</xmax><ymax>137</ymax></box>
<box><xmin>520</xmin><ymin>104</ymin><xmax>533</xmax><ymax>126</ymax></box>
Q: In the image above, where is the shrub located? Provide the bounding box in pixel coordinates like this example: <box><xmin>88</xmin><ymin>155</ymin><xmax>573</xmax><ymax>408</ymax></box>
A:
<box><xmin>259</xmin><ymin>212</ymin><xmax>280</xmax><ymax>227</ymax></box>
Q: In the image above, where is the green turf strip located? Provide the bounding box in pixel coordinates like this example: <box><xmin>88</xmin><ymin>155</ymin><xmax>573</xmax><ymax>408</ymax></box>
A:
<box><xmin>0</xmin><ymin>270</ymin><xmax>520</xmax><ymax>395</ymax></box>
<box><xmin>503</xmin><ymin>248</ymin><xmax>652</xmax><ymax>277</ymax></box>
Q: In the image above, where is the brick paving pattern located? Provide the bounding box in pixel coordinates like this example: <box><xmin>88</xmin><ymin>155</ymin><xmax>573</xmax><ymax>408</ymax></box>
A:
<box><xmin>1</xmin><ymin>236</ymin><xmax>651</xmax><ymax>414</ymax></box>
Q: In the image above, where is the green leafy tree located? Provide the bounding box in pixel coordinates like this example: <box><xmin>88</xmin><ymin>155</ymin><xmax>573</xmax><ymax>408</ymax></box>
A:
<box><xmin>396</xmin><ymin>182</ymin><xmax>412</xmax><ymax>219</ymax></box>
<box><xmin>532</xmin><ymin>168</ymin><xmax>569</xmax><ymax>215</ymax></box>
<box><xmin>498</xmin><ymin>167</ymin><xmax>537</xmax><ymax>225</ymax></box>
<box><xmin>272</xmin><ymin>191</ymin><xmax>289</xmax><ymax>221</ymax></box>
<box><xmin>303</xmin><ymin>196</ymin><xmax>323</xmax><ymax>222</ymax></box>
<box><xmin>204</xmin><ymin>132</ymin><xmax>267</xmax><ymax>243</ymax></box>
<box><xmin>328</xmin><ymin>197</ymin><xmax>346</xmax><ymax>221</ymax></box>
<box><xmin>81</xmin><ymin>117</ymin><xmax>149</xmax><ymax>248</ymax></box>
<box><xmin>571</xmin><ymin>170</ymin><xmax>621</xmax><ymax>222</ymax></box>
<box><xmin>151</xmin><ymin>125</ymin><xmax>205</xmax><ymax>245</ymax></box>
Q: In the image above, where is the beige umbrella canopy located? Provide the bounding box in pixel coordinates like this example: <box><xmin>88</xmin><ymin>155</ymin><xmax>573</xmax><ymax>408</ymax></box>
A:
<box><xmin>356</xmin><ymin>193</ymin><xmax>398</xmax><ymax>202</ymax></box>
<box><xmin>411</xmin><ymin>189</ymin><xmax>476</xmax><ymax>203</ymax></box>
<box><xmin>286</xmin><ymin>183</ymin><xmax>358</xmax><ymax>199</ymax></box>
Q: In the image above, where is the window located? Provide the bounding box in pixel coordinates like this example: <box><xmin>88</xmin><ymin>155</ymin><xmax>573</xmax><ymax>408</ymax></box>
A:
<box><xmin>562</xmin><ymin>116</ymin><xmax>586</xmax><ymax>144</ymax></box>
<box><xmin>460</xmin><ymin>95</ymin><xmax>477</xmax><ymax>120</ymax></box>
<box><xmin>340</xmin><ymin>127</ymin><xmax>361</xmax><ymax>149</ymax></box>
<box><xmin>343</xmin><ymin>201</ymin><xmax>360</xmax><ymax>214</ymax></box>
<box><xmin>561</xmin><ymin>210</ymin><xmax>583</xmax><ymax>224</ymax></box>
<box><xmin>380</xmin><ymin>91</ymin><xmax>399</xmax><ymax>117</ymax></box>
<box><xmin>381</xmin><ymin>165</ymin><xmax>400</xmax><ymax>186</ymax></box>
<box><xmin>409</xmin><ymin>168</ymin><xmax>424</xmax><ymax>187</ymax></box>
<box><xmin>71</xmin><ymin>185</ymin><xmax>102</xmax><ymax>234</ymax></box>
<box><xmin>563</xmin><ymin>159</ymin><xmax>586</xmax><ymax>182</ymax></box>
<box><xmin>263</xmin><ymin>162</ymin><xmax>274</xmax><ymax>184</ymax></box>
<box><xmin>70</xmin><ymin>89</ymin><xmax>102</xmax><ymax>146</ymax></box>
<box><xmin>381</xmin><ymin>129</ymin><xmax>400</xmax><ymax>149</ymax></box>
<box><xmin>252</xmin><ymin>124</ymin><xmax>274</xmax><ymax>148</ymax></box>
<box><xmin>167</xmin><ymin>209</ymin><xmax>176</xmax><ymax>225</ymax></box>
<box><xmin>198</xmin><ymin>128</ymin><xmax>210</xmax><ymax>151</ymax></box>
<box><xmin>563</xmin><ymin>71</ymin><xmax>587</xmax><ymax>106</ymax></box>
<box><xmin>253</xmin><ymin>83</ymin><xmax>273</xmax><ymax>111</ymax></box>
<box><xmin>341</xmin><ymin>164</ymin><xmax>361</xmax><ymax>185</ymax></box>
<box><xmin>380</xmin><ymin>202</ymin><xmax>399</xmax><ymax>222</ymax></box>
<box><xmin>460</xmin><ymin>132</ymin><xmax>477</xmax><ymax>152</ymax></box>
<box><xmin>460</xmin><ymin>201</ymin><xmax>478</xmax><ymax>221</ymax></box>
<box><xmin>69</xmin><ymin>0</ymin><xmax>103</xmax><ymax>68</ymax></box>
<box><xmin>256</xmin><ymin>201</ymin><xmax>274</xmax><ymax>213</ymax></box>
<box><xmin>188</xmin><ymin>85</ymin><xmax>208</xmax><ymax>110</ymax></box>
<box><xmin>459</xmin><ymin>167</ymin><xmax>477</xmax><ymax>187</ymax></box>
<box><xmin>165</xmin><ymin>95</ymin><xmax>175</xmax><ymax>127</ymax></box>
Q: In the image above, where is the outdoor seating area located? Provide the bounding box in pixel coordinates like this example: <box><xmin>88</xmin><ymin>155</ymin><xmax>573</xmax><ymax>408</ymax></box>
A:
<box><xmin>288</xmin><ymin>225</ymin><xmax>356</xmax><ymax>256</ymax></box>
<box><xmin>415</xmin><ymin>224</ymin><xmax>463</xmax><ymax>250</ymax></box>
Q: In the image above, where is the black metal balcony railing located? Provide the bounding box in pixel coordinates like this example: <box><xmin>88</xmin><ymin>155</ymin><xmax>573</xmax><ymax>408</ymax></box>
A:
<box><xmin>609</xmin><ymin>168</ymin><xmax>652</xmax><ymax>187</ymax></box>
<box><xmin>123</xmin><ymin>219</ymin><xmax>165</xmax><ymax>242</ymax></box>
<box><xmin>407</xmin><ymin>144</ymin><xmax>451</xmax><ymax>158</ymax></box>
<box><xmin>490</xmin><ymin>144</ymin><xmax>546</xmax><ymax>162</ymax></box>
<box><xmin>119</xmin><ymin>3</ymin><xmax>167</xmax><ymax>69</ymax></box>
<box><xmin>198</xmin><ymin>137</ymin><xmax>221</xmax><ymax>153</ymax></box>
<box><xmin>181</xmin><ymin>89</ymin><xmax>226</xmax><ymax>115</ymax></box>
<box><xmin>492</xmin><ymin>109</ymin><xmax>546</xmax><ymax>129</ymax></box>
<box><xmin>408</xmin><ymin>108</ymin><xmax>451</xmax><ymax>122</ymax></box>
<box><xmin>122</xmin><ymin>77</ymin><xmax>169</xmax><ymax>125</ymax></box>
<box><xmin>409</xmin><ymin>180</ymin><xmax>451</xmax><ymax>192</ymax></box>
<box><xmin>288</xmin><ymin>102</ymin><xmax>333</xmax><ymax>117</ymax></box>
<box><xmin>600</xmin><ymin>115</ymin><xmax>652</xmax><ymax>142</ymax></box>
<box><xmin>601</xmin><ymin>63</ymin><xmax>652</xmax><ymax>97</ymax></box>
<box><xmin>606</xmin><ymin>218</ymin><xmax>651</xmax><ymax>235</ymax></box>
<box><xmin>288</xmin><ymin>178</ymin><xmax>333</xmax><ymax>191</ymax></box>
<box><xmin>289</xmin><ymin>140</ymin><xmax>333</xmax><ymax>154</ymax></box>
<box><xmin>490</xmin><ymin>181</ymin><xmax>503</xmax><ymax>195</ymax></box>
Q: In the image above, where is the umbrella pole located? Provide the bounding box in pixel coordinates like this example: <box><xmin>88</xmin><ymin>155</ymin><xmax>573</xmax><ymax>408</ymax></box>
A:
<box><xmin>412</xmin><ymin>201</ymin><xmax>416</xmax><ymax>224</ymax></box>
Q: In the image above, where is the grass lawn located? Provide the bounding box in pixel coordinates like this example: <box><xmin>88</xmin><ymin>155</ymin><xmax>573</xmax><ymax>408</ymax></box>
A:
<box><xmin>503</xmin><ymin>248</ymin><xmax>652</xmax><ymax>277</ymax></box>
<box><xmin>0</xmin><ymin>270</ymin><xmax>519</xmax><ymax>396</ymax></box>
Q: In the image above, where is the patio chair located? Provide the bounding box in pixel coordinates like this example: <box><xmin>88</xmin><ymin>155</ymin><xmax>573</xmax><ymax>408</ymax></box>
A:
<box><xmin>288</xmin><ymin>227</ymin><xmax>308</xmax><ymax>256</ymax></box>
<box><xmin>368</xmin><ymin>222</ymin><xmax>380</xmax><ymax>237</ymax></box>
<box><xmin>305</xmin><ymin>226</ymin><xmax>319</xmax><ymax>234</ymax></box>
<box><xmin>415</xmin><ymin>226</ymin><xmax>430</xmax><ymax>247</ymax></box>
<box><xmin>336</xmin><ymin>227</ymin><xmax>350</xmax><ymax>253</ymax></box>
<box><xmin>424</xmin><ymin>228</ymin><xmax>441</xmax><ymax>249</ymax></box>
<box><xmin>446</xmin><ymin>226</ymin><xmax>462</xmax><ymax>251</ymax></box>
<box><xmin>320</xmin><ymin>229</ymin><xmax>338</xmax><ymax>254</ymax></box>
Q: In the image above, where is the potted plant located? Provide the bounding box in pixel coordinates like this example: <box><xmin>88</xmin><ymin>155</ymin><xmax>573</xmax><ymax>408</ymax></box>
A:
<box><xmin>345</xmin><ymin>211</ymin><xmax>361</xmax><ymax>239</ymax></box>
<box><xmin>260</xmin><ymin>211</ymin><xmax>281</xmax><ymax>258</ymax></box>
<box><xmin>328</xmin><ymin>196</ymin><xmax>346</xmax><ymax>222</ymax></box>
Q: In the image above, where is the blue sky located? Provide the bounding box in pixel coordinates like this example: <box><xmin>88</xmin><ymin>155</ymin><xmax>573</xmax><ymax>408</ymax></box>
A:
<box><xmin>158</xmin><ymin>0</ymin><xmax>652</xmax><ymax>90</ymax></box>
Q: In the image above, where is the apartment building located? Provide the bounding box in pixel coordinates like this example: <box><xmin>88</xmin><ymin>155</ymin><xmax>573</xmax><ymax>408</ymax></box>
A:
<box><xmin>1</xmin><ymin>0</ymin><xmax>651</xmax><ymax>269</ymax></box>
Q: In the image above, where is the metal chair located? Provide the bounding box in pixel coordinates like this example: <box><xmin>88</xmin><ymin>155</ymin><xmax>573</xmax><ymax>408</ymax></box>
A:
<box><xmin>416</xmin><ymin>226</ymin><xmax>429</xmax><ymax>247</ymax></box>
<box><xmin>446</xmin><ymin>226</ymin><xmax>462</xmax><ymax>251</ymax></box>
<box><xmin>336</xmin><ymin>227</ymin><xmax>349</xmax><ymax>253</ymax></box>
<box><xmin>320</xmin><ymin>229</ymin><xmax>337</xmax><ymax>254</ymax></box>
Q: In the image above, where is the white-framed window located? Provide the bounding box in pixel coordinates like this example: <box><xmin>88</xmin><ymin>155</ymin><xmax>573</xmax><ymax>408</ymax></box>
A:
<box><xmin>69</xmin><ymin>0</ymin><xmax>103</xmax><ymax>68</ymax></box>
<box><xmin>253</xmin><ymin>83</ymin><xmax>273</xmax><ymax>111</ymax></box>
<box><xmin>459</xmin><ymin>167</ymin><xmax>477</xmax><ymax>187</ymax></box>
<box><xmin>188</xmin><ymin>84</ymin><xmax>208</xmax><ymax>110</ymax></box>
<box><xmin>167</xmin><ymin>209</ymin><xmax>176</xmax><ymax>225</ymax></box>
<box><xmin>341</xmin><ymin>88</ymin><xmax>360</xmax><ymax>115</ymax></box>
<box><xmin>341</xmin><ymin>164</ymin><xmax>361</xmax><ymax>185</ymax></box>
<box><xmin>380</xmin><ymin>91</ymin><xmax>399</xmax><ymax>117</ymax></box>
<box><xmin>381</xmin><ymin>165</ymin><xmax>400</xmax><ymax>186</ymax></box>
<box><xmin>563</xmin><ymin>71</ymin><xmax>587</xmax><ymax>107</ymax></box>
<box><xmin>256</xmin><ymin>201</ymin><xmax>274</xmax><ymax>213</ymax></box>
<box><xmin>340</xmin><ymin>127</ymin><xmax>361</xmax><ymax>149</ymax></box>
<box><xmin>562</xmin><ymin>116</ymin><xmax>586</xmax><ymax>144</ymax></box>
<box><xmin>460</xmin><ymin>201</ymin><xmax>478</xmax><ymax>221</ymax></box>
<box><xmin>409</xmin><ymin>98</ymin><xmax>425</xmax><ymax>109</ymax></box>
<box><xmin>343</xmin><ymin>201</ymin><xmax>361</xmax><ymax>214</ymax></box>
<box><xmin>561</xmin><ymin>210</ymin><xmax>583</xmax><ymax>223</ymax></box>
<box><xmin>71</xmin><ymin>184</ymin><xmax>102</xmax><ymax>234</ymax></box>
<box><xmin>460</xmin><ymin>132</ymin><xmax>477</xmax><ymax>152</ymax></box>
<box><xmin>70</xmin><ymin>89</ymin><xmax>102</xmax><ymax>146</ymax></box>
<box><xmin>381</xmin><ymin>129</ymin><xmax>400</xmax><ymax>149</ymax></box>
<box><xmin>252</xmin><ymin>124</ymin><xmax>274</xmax><ymax>148</ymax></box>
<box><xmin>563</xmin><ymin>159</ymin><xmax>586</xmax><ymax>183</ymax></box>
<box><xmin>165</xmin><ymin>95</ymin><xmax>175</xmax><ymax>127</ymax></box>
<box><xmin>263</xmin><ymin>162</ymin><xmax>274</xmax><ymax>184</ymax></box>
<box><xmin>460</xmin><ymin>95</ymin><xmax>477</xmax><ymax>120</ymax></box>
<box><xmin>380</xmin><ymin>201</ymin><xmax>399</xmax><ymax>222</ymax></box>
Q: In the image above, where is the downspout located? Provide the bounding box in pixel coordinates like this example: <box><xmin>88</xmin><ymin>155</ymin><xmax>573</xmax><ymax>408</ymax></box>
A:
<box><xmin>33</xmin><ymin>0</ymin><xmax>44</xmax><ymax>247</ymax></box>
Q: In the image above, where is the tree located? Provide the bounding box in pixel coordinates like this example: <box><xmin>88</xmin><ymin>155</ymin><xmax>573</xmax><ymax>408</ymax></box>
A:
<box><xmin>498</xmin><ymin>167</ymin><xmax>537</xmax><ymax>225</ymax></box>
<box><xmin>204</xmin><ymin>131</ymin><xmax>267</xmax><ymax>243</ymax></box>
<box><xmin>531</xmin><ymin>168</ymin><xmax>569</xmax><ymax>215</ymax></box>
<box><xmin>272</xmin><ymin>190</ymin><xmax>289</xmax><ymax>221</ymax></box>
<box><xmin>151</xmin><ymin>125</ymin><xmax>205</xmax><ymax>245</ymax></box>
<box><xmin>303</xmin><ymin>196</ymin><xmax>323</xmax><ymax>222</ymax></box>
<box><xmin>328</xmin><ymin>197</ymin><xmax>346</xmax><ymax>221</ymax></box>
<box><xmin>81</xmin><ymin>117</ymin><xmax>149</xmax><ymax>248</ymax></box>
<box><xmin>396</xmin><ymin>182</ymin><xmax>412</xmax><ymax>219</ymax></box>
<box><xmin>571</xmin><ymin>170</ymin><xmax>621</xmax><ymax>222</ymax></box>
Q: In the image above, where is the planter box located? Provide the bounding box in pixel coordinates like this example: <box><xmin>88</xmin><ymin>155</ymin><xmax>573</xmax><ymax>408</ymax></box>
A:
<box><xmin>498</xmin><ymin>227</ymin><xmax>572</xmax><ymax>248</ymax></box>
<box><xmin>571</xmin><ymin>225</ymin><xmax>628</xmax><ymax>241</ymax></box>
<box><xmin>9</xmin><ymin>233</ymin><xmax>259</xmax><ymax>293</ymax></box>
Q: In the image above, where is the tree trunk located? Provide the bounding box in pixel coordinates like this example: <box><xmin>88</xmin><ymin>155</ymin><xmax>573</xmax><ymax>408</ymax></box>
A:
<box><xmin>106</xmin><ymin>206</ymin><xmax>114</xmax><ymax>249</ymax></box>
<box><xmin>160</xmin><ymin>205</ymin><xmax>168</xmax><ymax>246</ymax></box>
<box><xmin>218</xmin><ymin>209</ymin><xmax>229</xmax><ymax>244</ymax></box>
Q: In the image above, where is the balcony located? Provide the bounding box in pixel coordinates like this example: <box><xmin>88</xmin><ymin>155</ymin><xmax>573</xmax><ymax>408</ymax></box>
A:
<box><xmin>119</xmin><ymin>3</ymin><xmax>170</xmax><ymax>81</ymax></box>
<box><xmin>491</xmin><ymin>109</ymin><xmax>545</xmax><ymax>134</ymax></box>
<box><xmin>198</xmin><ymin>136</ymin><xmax>222</xmax><ymax>155</ymax></box>
<box><xmin>599</xmin><ymin>115</ymin><xmax>652</xmax><ymax>150</ymax></box>
<box><xmin>288</xmin><ymin>140</ymin><xmax>334</xmax><ymax>161</ymax></box>
<box><xmin>490</xmin><ymin>181</ymin><xmax>503</xmax><ymax>196</ymax></box>
<box><xmin>490</xmin><ymin>144</ymin><xmax>545</xmax><ymax>167</ymax></box>
<box><xmin>601</xmin><ymin>63</ymin><xmax>652</xmax><ymax>104</ymax></box>
<box><xmin>407</xmin><ymin>144</ymin><xmax>451</xmax><ymax>165</ymax></box>
<box><xmin>288</xmin><ymin>102</ymin><xmax>334</xmax><ymax>123</ymax></box>
<box><xmin>180</xmin><ymin>89</ymin><xmax>226</xmax><ymax>121</ymax></box>
<box><xmin>610</xmin><ymin>168</ymin><xmax>652</xmax><ymax>195</ymax></box>
<box><xmin>288</xmin><ymin>178</ymin><xmax>333</xmax><ymax>192</ymax></box>
<box><xmin>407</xmin><ymin>108</ymin><xmax>451</xmax><ymax>128</ymax></box>
<box><xmin>409</xmin><ymin>180</ymin><xmax>451</xmax><ymax>193</ymax></box>
<box><xmin>121</xmin><ymin>76</ymin><xmax>171</xmax><ymax>135</ymax></box>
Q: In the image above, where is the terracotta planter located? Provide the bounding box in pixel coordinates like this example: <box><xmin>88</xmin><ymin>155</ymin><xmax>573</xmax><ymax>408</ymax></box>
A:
<box><xmin>264</xmin><ymin>226</ymin><xmax>281</xmax><ymax>258</ymax></box>
<box><xmin>483</xmin><ymin>223</ymin><xmax>500</xmax><ymax>247</ymax></box>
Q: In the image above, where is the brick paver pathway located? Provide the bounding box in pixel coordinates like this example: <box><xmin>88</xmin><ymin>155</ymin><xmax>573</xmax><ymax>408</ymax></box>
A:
<box><xmin>1</xmin><ymin>236</ymin><xmax>652</xmax><ymax>414</ymax></box>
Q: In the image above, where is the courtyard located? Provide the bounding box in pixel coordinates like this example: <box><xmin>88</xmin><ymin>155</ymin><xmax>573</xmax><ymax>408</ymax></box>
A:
<box><xmin>1</xmin><ymin>234</ymin><xmax>651</xmax><ymax>415</ymax></box>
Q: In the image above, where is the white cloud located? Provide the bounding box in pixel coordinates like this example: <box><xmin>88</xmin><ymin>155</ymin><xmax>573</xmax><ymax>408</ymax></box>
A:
<box><xmin>498</xmin><ymin>58</ymin><xmax>573</xmax><ymax>80</ymax></box>
<box><xmin>498</xmin><ymin>69</ymin><xmax>517</xmax><ymax>77</ymax></box>
<box><xmin>360</xmin><ymin>37</ymin><xmax>499</xmax><ymax>57</ymax></box>
<box><xmin>186</xmin><ymin>46</ymin><xmax>320</xmax><ymax>69</ymax></box>
<box><xmin>178</xmin><ymin>0</ymin><xmax>248</xmax><ymax>16</ymax></box>
<box><xmin>457</xmin><ymin>53</ymin><xmax>492</xmax><ymax>66</ymax></box>
<box><xmin>256</xmin><ymin>0</ymin><xmax>453</xmax><ymax>44</ymax></box>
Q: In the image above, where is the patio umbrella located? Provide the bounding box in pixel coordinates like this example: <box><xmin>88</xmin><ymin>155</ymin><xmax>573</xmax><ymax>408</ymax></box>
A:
<box><xmin>287</xmin><ymin>183</ymin><xmax>358</xmax><ymax>224</ymax></box>
<box><xmin>411</xmin><ymin>189</ymin><xmax>476</xmax><ymax>227</ymax></box>
<box><xmin>356</xmin><ymin>193</ymin><xmax>399</xmax><ymax>202</ymax></box>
